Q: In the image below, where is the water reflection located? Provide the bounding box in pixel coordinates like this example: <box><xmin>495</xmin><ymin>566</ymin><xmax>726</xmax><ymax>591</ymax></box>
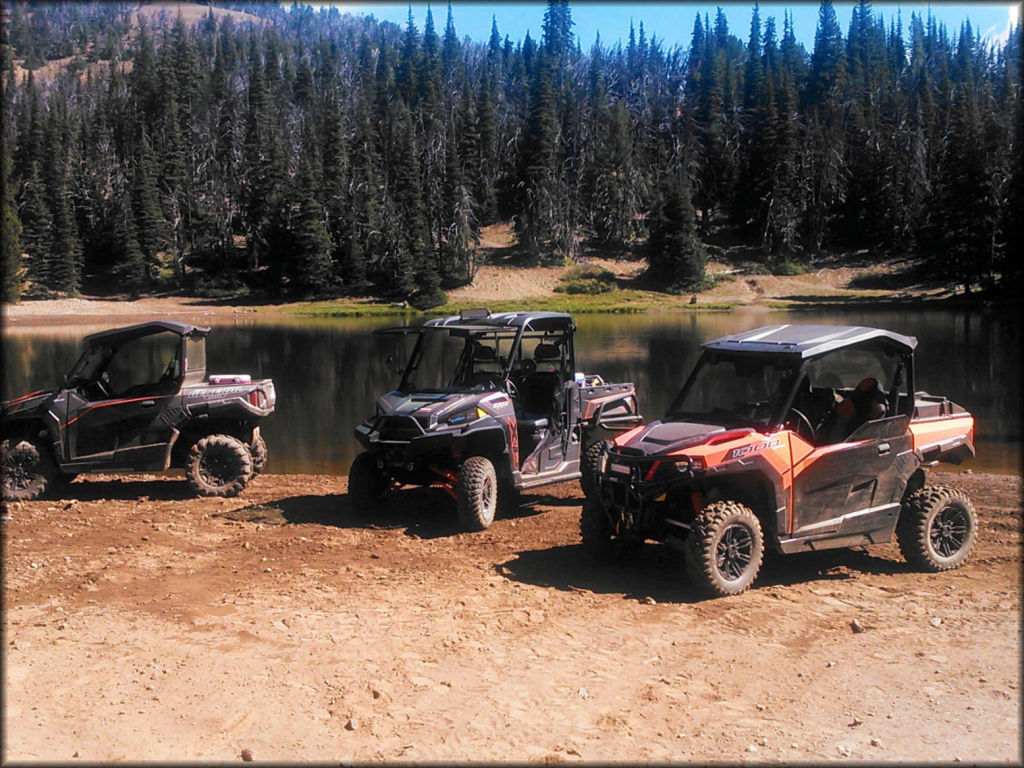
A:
<box><xmin>2</xmin><ymin>309</ymin><xmax>1018</xmax><ymax>475</ymax></box>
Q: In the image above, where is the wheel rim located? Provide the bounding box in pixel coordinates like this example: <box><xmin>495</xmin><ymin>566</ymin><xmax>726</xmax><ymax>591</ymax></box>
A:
<box><xmin>199</xmin><ymin>448</ymin><xmax>238</xmax><ymax>487</ymax></box>
<box><xmin>481</xmin><ymin>474</ymin><xmax>494</xmax><ymax>512</ymax></box>
<box><xmin>4</xmin><ymin>446</ymin><xmax>39</xmax><ymax>491</ymax></box>
<box><xmin>716</xmin><ymin>523</ymin><xmax>754</xmax><ymax>581</ymax></box>
<box><xmin>930</xmin><ymin>505</ymin><xmax>970</xmax><ymax>558</ymax></box>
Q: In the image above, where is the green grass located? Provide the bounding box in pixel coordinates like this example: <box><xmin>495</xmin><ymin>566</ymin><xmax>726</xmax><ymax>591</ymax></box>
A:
<box><xmin>285</xmin><ymin>288</ymin><xmax>738</xmax><ymax>318</ymax></box>
<box><xmin>289</xmin><ymin>301</ymin><xmax>421</xmax><ymax>318</ymax></box>
<box><xmin>554</xmin><ymin>265</ymin><xmax>617</xmax><ymax>294</ymax></box>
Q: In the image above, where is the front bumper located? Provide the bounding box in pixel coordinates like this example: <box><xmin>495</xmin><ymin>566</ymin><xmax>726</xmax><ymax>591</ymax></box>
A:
<box><xmin>599</xmin><ymin>452</ymin><xmax>697</xmax><ymax>536</ymax></box>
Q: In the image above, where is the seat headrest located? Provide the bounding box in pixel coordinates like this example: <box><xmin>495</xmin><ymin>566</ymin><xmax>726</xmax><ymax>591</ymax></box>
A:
<box><xmin>473</xmin><ymin>343</ymin><xmax>497</xmax><ymax>361</ymax></box>
<box><xmin>534</xmin><ymin>343</ymin><xmax>561</xmax><ymax>362</ymax></box>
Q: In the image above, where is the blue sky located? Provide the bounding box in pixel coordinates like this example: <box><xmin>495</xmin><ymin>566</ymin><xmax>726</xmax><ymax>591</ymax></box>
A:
<box><xmin>326</xmin><ymin>2</ymin><xmax>1020</xmax><ymax>52</ymax></box>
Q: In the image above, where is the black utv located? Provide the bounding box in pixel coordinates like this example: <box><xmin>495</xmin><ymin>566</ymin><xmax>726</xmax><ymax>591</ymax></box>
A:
<box><xmin>2</xmin><ymin>320</ymin><xmax>276</xmax><ymax>500</ymax></box>
<box><xmin>350</xmin><ymin>309</ymin><xmax>641</xmax><ymax>531</ymax></box>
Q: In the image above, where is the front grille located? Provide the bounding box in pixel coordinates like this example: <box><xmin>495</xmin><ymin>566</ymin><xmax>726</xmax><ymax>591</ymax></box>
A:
<box><xmin>605</xmin><ymin>451</ymin><xmax>657</xmax><ymax>483</ymax></box>
<box><xmin>377</xmin><ymin>415</ymin><xmax>425</xmax><ymax>441</ymax></box>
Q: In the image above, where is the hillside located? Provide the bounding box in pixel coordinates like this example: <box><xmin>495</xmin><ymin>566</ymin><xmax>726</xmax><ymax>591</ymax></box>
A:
<box><xmin>2</xmin><ymin>0</ymin><xmax>1018</xmax><ymax>307</ymax></box>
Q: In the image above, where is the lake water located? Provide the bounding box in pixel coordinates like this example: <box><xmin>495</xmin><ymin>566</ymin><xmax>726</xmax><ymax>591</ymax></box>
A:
<box><xmin>2</xmin><ymin>308</ymin><xmax>1019</xmax><ymax>475</ymax></box>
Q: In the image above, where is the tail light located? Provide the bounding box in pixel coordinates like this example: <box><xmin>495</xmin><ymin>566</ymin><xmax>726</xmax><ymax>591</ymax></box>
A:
<box><xmin>248</xmin><ymin>389</ymin><xmax>266</xmax><ymax>408</ymax></box>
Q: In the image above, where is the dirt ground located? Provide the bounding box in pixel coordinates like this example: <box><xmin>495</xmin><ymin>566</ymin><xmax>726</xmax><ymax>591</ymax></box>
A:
<box><xmin>2</xmin><ymin>468</ymin><xmax>1019</xmax><ymax>763</ymax></box>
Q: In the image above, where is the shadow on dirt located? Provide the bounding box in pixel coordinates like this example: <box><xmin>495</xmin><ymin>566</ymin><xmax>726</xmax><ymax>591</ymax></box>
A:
<box><xmin>219</xmin><ymin>486</ymin><xmax>551</xmax><ymax>539</ymax></box>
<box><xmin>497</xmin><ymin>543</ymin><xmax>704</xmax><ymax>604</ymax></box>
<box><xmin>498</xmin><ymin>542</ymin><xmax>909</xmax><ymax>604</ymax></box>
<box><xmin>759</xmin><ymin>546</ymin><xmax>906</xmax><ymax>585</ymax></box>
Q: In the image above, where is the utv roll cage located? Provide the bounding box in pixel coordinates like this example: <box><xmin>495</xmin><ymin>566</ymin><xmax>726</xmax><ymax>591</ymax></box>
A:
<box><xmin>374</xmin><ymin>310</ymin><xmax>576</xmax><ymax>394</ymax></box>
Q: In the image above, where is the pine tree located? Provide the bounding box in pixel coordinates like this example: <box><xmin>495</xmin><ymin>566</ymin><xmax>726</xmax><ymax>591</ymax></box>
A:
<box><xmin>806</xmin><ymin>0</ymin><xmax>848</xmax><ymax>108</ymax></box>
<box><xmin>516</xmin><ymin>46</ymin><xmax>559</xmax><ymax>262</ymax></box>
<box><xmin>132</xmin><ymin>127</ymin><xmax>170</xmax><ymax>280</ymax></box>
<box><xmin>110</xmin><ymin>187</ymin><xmax>147</xmax><ymax>299</ymax></box>
<box><xmin>763</xmin><ymin>38</ymin><xmax>803</xmax><ymax>263</ymax></box>
<box><xmin>241</xmin><ymin>42</ymin><xmax>286</xmax><ymax>274</ymax></box>
<box><xmin>803</xmin><ymin>0</ymin><xmax>850</xmax><ymax>252</ymax></box>
<box><xmin>441</xmin><ymin>3</ymin><xmax>462</xmax><ymax>84</ymax></box>
<box><xmin>13</xmin><ymin>71</ymin><xmax>45</xmax><ymax>187</ymax></box>
<box><xmin>288</xmin><ymin>156</ymin><xmax>337</xmax><ymax>297</ymax></box>
<box><xmin>439</xmin><ymin>87</ymin><xmax>480</xmax><ymax>286</ymax></box>
<box><xmin>474</xmin><ymin>67</ymin><xmax>499</xmax><ymax>224</ymax></box>
<box><xmin>1</xmin><ymin>141</ymin><xmax>24</xmax><ymax>302</ymax></box>
<box><xmin>161</xmin><ymin>94</ymin><xmax>188</xmax><ymax>283</ymax></box>
<box><xmin>648</xmin><ymin>172</ymin><xmax>706</xmax><ymax>290</ymax></box>
<box><xmin>999</xmin><ymin>29</ymin><xmax>1022</xmax><ymax>294</ymax></box>
<box><xmin>42</xmin><ymin>101</ymin><xmax>82</xmax><ymax>296</ymax></box>
<box><xmin>17</xmin><ymin>162</ymin><xmax>51</xmax><ymax>292</ymax></box>
<box><xmin>340</xmin><ymin>120</ymin><xmax>374</xmax><ymax>292</ymax></box>
<box><xmin>925</xmin><ymin>23</ymin><xmax>995</xmax><ymax>294</ymax></box>
<box><xmin>397</xmin><ymin>9</ymin><xmax>420</xmax><ymax>106</ymax></box>
<box><xmin>542</xmin><ymin>0</ymin><xmax>574</xmax><ymax>63</ymax></box>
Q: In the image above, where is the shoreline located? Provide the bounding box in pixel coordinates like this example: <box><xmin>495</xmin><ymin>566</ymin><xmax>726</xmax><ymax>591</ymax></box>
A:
<box><xmin>0</xmin><ymin>285</ymin><xmax>1009</xmax><ymax>329</ymax></box>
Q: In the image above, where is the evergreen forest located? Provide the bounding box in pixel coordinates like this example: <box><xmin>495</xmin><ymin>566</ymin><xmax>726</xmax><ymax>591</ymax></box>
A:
<box><xmin>0</xmin><ymin>0</ymin><xmax>1020</xmax><ymax>307</ymax></box>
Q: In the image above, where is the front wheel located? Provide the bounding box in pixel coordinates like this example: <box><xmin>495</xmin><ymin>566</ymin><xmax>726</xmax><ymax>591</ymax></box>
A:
<box><xmin>456</xmin><ymin>456</ymin><xmax>498</xmax><ymax>531</ymax></box>
<box><xmin>2</xmin><ymin>438</ymin><xmax>59</xmax><ymax>502</ymax></box>
<box><xmin>185</xmin><ymin>434</ymin><xmax>254</xmax><ymax>498</ymax></box>
<box><xmin>896</xmin><ymin>485</ymin><xmax>978</xmax><ymax>572</ymax></box>
<box><xmin>250</xmin><ymin>434</ymin><xmax>268</xmax><ymax>476</ymax></box>
<box><xmin>579</xmin><ymin>493</ymin><xmax>613</xmax><ymax>557</ymax></box>
<box><xmin>347</xmin><ymin>451</ymin><xmax>391</xmax><ymax>508</ymax></box>
<box><xmin>684</xmin><ymin>500</ymin><xmax>764</xmax><ymax>598</ymax></box>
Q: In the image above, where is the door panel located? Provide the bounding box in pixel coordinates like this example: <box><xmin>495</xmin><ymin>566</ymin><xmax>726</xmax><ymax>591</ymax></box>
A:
<box><xmin>66</xmin><ymin>391</ymin><xmax>175</xmax><ymax>466</ymax></box>
<box><xmin>791</xmin><ymin>416</ymin><xmax>913</xmax><ymax>537</ymax></box>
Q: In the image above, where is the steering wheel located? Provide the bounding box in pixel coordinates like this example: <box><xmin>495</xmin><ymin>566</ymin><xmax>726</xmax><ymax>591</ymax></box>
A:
<box><xmin>504</xmin><ymin>378</ymin><xmax>518</xmax><ymax>398</ymax></box>
<box><xmin>785</xmin><ymin>407</ymin><xmax>816</xmax><ymax>444</ymax></box>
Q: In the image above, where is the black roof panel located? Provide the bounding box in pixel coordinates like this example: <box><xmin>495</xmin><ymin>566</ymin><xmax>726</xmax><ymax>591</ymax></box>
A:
<box><xmin>425</xmin><ymin>310</ymin><xmax>573</xmax><ymax>331</ymax></box>
<box><xmin>702</xmin><ymin>324</ymin><xmax>917</xmax><ymax>358</ymax></box>
<box><xmin>376</xmin><ymin>310</ymin><xmax>574</xmax><ymax>336</ymax></box>
<box><xmin>83</xmin><ymin>320</ymin><xmax>211</xmax><ymax>346</ymax></box>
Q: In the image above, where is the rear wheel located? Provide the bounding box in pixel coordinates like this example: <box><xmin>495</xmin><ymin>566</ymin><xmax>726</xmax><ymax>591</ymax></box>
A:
<box><xmin>684</xmin><ymin>500</ymin><xmax>764</xmax><ymax>598</ymax></box>
<box><xmin>580</xmin><ymin>441</ymin><xmax>606</xmax><ymax>496</ymax></box>
<box><xmin>456</xmin><ymin>456</ymin><xmax>498</xmax><ymax>531</ymax></box>
<box><xmin>347</xmin><ymin>451</ymin><xmax>391</xmax><ymax>508</ymax></box>
<box><xmin>896</xmin><ymin>485</ymin><xmax>977</xmax><ymax>572</ymax></box>
<box><xmin>2</xmin><ymin>438</ymin><xmax>59</xmax><ymax>502</ymax></box>
<box><xmin>186</xmin><ymin>434</ymin><xmax>253</xmax><ymax>498</ymax></box>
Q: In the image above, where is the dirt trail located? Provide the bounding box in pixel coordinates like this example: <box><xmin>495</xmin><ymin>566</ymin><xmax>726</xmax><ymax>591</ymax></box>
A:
<box><xmin>2</xmin><ymin>469</ymin><xmax>1019</xmax><ymax>763</ymax></box>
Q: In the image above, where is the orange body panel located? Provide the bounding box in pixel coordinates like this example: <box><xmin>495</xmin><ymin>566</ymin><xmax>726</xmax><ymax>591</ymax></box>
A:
<box><xmin>909</xmin><ymin>415</ymin><xmax>975</xmax><ymax>454</ymax></box>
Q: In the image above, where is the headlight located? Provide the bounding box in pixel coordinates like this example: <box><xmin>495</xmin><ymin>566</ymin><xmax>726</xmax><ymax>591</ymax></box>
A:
<box><xmin>673</xmin><ymin>456</ymin><xmax>706</xmax><ymax>472</ymax></box>
<box><xmin>447</xmin><ymin>406</ymin><xmax>487</xmax><ymax>425</ymax></box>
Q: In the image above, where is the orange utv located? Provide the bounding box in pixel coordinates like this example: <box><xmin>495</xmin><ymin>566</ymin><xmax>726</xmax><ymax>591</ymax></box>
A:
<box><xmin>583</xmin><ymin>324</ymin><xmax>978</xmax><ymax>597</ymax></box>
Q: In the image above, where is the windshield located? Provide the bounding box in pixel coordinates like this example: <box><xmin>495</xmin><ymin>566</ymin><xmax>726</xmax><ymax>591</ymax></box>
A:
<box><xmin>668</xmin><ymin>352</ymin><xmax>801</xmax><ymax>427</ymax></box>
<box><xmin>449</xmin><ymin>331</ymin><xmax>520</xmax><ymax>389</ymax></box>
<box><xmin>382</xmin><ymin>325</ymin><xmax>573</xmax><ymax>394</ymax></box>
